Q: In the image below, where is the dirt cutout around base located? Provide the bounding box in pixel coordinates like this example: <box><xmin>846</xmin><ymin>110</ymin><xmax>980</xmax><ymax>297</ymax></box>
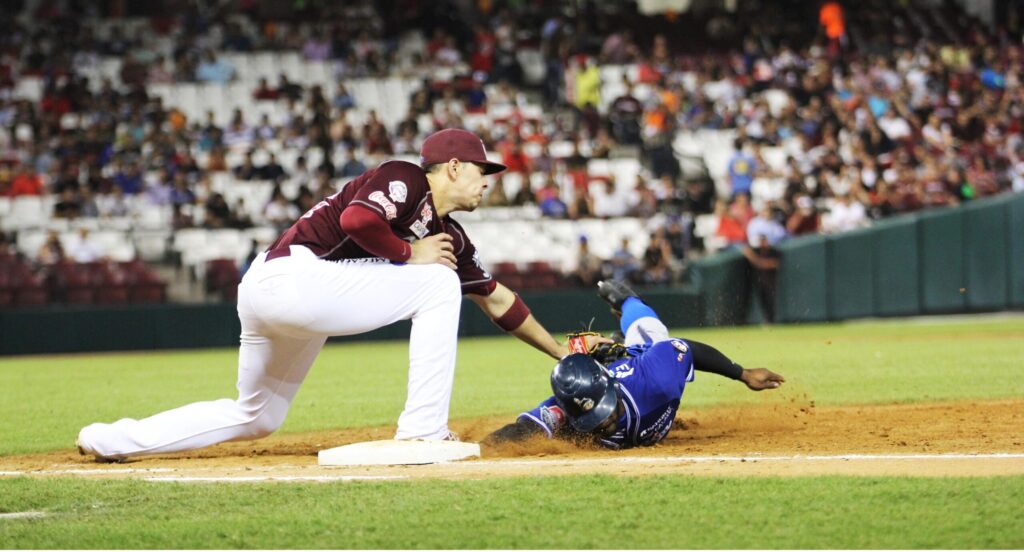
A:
<box><xmin>3</xmin><ymin>399</ymin><xmax>1023</xmax><ymax>480</ymax></box>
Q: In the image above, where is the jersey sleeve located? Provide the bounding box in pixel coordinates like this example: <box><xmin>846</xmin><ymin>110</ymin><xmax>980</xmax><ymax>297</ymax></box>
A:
<box><xmin>635</xmin><ymin>338</ymin><xmax>695</xmax><ymax>400</ymax></box>
<box><xmin>517</xmin><ymin>396</ymin><xmax>565</xmax><ymax>438</ymax></box>
<box><xmin>445</xmin><ymin>218</ymin><xmax>496</xmax><ymax>295</ymax></box>
<box><xmin>348</xmin><ymin>162</ymin><xmax>424</xmax><ymax>223</ymax></box>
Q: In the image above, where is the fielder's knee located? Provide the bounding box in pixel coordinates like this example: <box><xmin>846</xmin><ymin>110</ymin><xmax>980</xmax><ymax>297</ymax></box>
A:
<box><xmin>235</xmin><ymin>403</ymin><xmax>287</xmax><ymax>440</ymax></box>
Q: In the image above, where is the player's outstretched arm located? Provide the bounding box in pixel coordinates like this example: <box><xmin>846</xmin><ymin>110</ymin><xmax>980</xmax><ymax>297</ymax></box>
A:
<box><xmin>688</xmin><ymin>339</ymin><xmax>785</xmax><ymax>391</ymax></box>
<box><xmin>481</xmin><ymin>419</ymin><xmax>546</xmax><ymax>445</ymax></box>
<box><xmin>469</xmin><ymin>282</ymin><xmax>569</xmax><ymax>359</ymax></box>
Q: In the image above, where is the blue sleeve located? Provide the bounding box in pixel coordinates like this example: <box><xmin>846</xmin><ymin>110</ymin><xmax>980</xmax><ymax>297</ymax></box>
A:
<box><xmin>636</xmin><ymin>339</ymin><xmax>695</xmax><ymax>399</ymax></box>
<box><xmin>620</xmin><ymin>296</ymin><xmax>660</xmax><ymax>334</ymax></box>
<box><xmin>517</xmin><ymin>396</ymin><xmax>564</xmax><ymax>437</ymax></box>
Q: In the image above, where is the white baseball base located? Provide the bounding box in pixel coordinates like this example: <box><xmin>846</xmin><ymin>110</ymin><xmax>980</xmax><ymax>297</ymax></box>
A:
<box><xmin>318</xmin><ymin>439</ymin><xmax>481</xmax><ymax>466</ymax></box>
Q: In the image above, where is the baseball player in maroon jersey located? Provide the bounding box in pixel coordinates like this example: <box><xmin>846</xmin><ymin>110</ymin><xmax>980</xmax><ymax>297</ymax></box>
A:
<box><xmin>77</xmin><ymin>129</ymin><xmax>568</xmax><ymax>460</ymax></box>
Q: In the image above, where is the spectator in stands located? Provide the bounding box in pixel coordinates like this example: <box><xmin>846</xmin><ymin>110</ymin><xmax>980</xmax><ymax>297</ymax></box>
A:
<box><xmin>511</xmin><ymin>174</ymin><xmax>535</xmax><ymax>206</ymax></box>
<box><xmin>536</xmin><ymin>175</ymin><xmax>568</xmax><ymax>218</ymax></box>
<box><xmin>608</xmin><ymin>238</ymin><xmax>640</xmax><ymax>283</ymax></box>
<box><xmin>203</xmin><ymin>192</ymin><xmax>233</xmax><ymax>229</ymax></box>
<box><xmin>111</xmin><ymin>161</ymin><xmax>144</xmax><ymax>195</ymax></box>
<box><xmin>591</xmin><ymin>177</ymin><xmax>629</xmax><ymax>218</ymax></box>
<box><xmin>714</xmin><ymin>199</ymin><xmax>747</xmax><ymax>247</ymax></box>
<box><xmin>729</xmin><ymin>193</ymin><xmax>756</xmax><ymax>229</ymax></box>
<box><xmin>302</xmin><ymin>31</ymin><xmax>332</xmax><ymax>61</ymax></box>
<box><xmin>824</xmin><ymin>192</ymin><xmax>869</xmax><ymax>234</ymax></box>
<box><xmin>277</xmin><ymin>74</ymin><xmax>303</xmax><ymax>101</ymax></box>
<box><xmin>787</xmin><ymin>195</ymin><xmax>820</xmax><ymax>236</ymax></box>
<box><xmin>260</xmin><ymin>153</ymin><xmax>286</xmax><ymax>181</ymax></box>
<box><xmin>664</xmin><ymin>215</ymin><xmax>691</xmax><ymax>262</ymax></box>
<box><xmin>66</xmin><ymin>228</ymin><xmax>104</xmax><ymax>263</ymax></box>
<box><xmin>36</xmin><ymin>230</ymin><xmax>64</xmax><ymax>265</ymax></box>
<box><xmin>195</xmin><ymin>50</ymin><xmax>235</xmax><ymax>83</ymax></box>
<box><xmin>728</xmin><ymin>139</ymin><xmax>757</xmax><ymax>198</ymax></box>
<box><xmin>501</xmin><ymin>136</ymin><xmax>532</xmax><ymax>175</ymax></box>
<box><xmin>263</xmin><ymin>185</ymin><xmax>299</xmax><ymax>233</ymax></box>
<box><xmin>746</xmin><ymin>202</ymin><xmax>788</xmax><ymax>247</ymax></box>
<box><xmin>233</xmin><ymin>153</ymin><xmax>260</xmax><ymax>184</ymax></box>
<box><xmin>78</xmin><ymin>187</ymin><xmax>99</xmax><ymax>219</ymax></box>
<box><xmin>97</xmin><ymin>184</ymin><xmax>130</xmax><ymax>218</ymax></box>
<box><xmin>337</xmin><ymin>150</ymin><xmax>366</xmax><ymax>179</ymax></box>
<box><xmin>169</xmin><ymin>173</ymin><xmax>196</xmax><ymax>206</ymax></box>
<box><xmin>567</xmin><ymin>236</ymin><xmax>604</xmax><ymax>287</ymax></box>
<box><xmin>293</xmin><ymin>185</ymin><xmax>316</xmax><ymax>214</ymax></box>
<box><xmin>609</xmin><ymin>79</ymin><xmax>643</xmax><ymax>145</ymax></box>
<box><xmin>640</xmin><ymin>230</ymin><xmax>675</xmax><ymax>285</ymax></box>
<box><xmin>253</xmin><ymin>77</ymin><xmax>279</xmax><ymax>101</ymax></box>
<box><xmin>333</xmin><ymin>83</ymin><xmax>356</xmax><ymax>111</ymax></box>
<box><xmin>7</xmin><ymin>164</ymin><xmax>44</xmax><ymax>196</ymax></box>
<box><xmin>53</xmin><ymin>187</ymin><xmax>81</xmax><ymax>219</ymax></box>
<box><xmin>741</xmin><ymin>234</ymin><xmax>781</xmax><ymax>323</ymax></box>
<box><xmin>466</xmin><ymin>75</ymin><xmax>488</xmax><ymax>113</ymax></box>
<box><xmin>629</xmin><ymin>175</ymin><xmax>658</xmax><ymax>218</ymax></box>
<box><xmin>483</xmin><ymin>175</ymin><xmax>510</xmax><ymax>207</ymax></box>
<box><xmin>223</xmin><ymin>110</ymin><xmax>254</xmax><ymax>150</ymax></box>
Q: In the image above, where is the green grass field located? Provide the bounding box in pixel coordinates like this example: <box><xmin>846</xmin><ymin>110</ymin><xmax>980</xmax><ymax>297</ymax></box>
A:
<box><xmin>1</xmin><ymin>316</ymin><xmax>1023</xmax><ymax>548</ymax></box>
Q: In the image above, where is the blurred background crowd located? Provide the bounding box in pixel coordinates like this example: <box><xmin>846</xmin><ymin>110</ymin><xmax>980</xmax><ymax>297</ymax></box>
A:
<box><xmin>1</xmin><ymin>0</ymin><xmax>1022</xmax><ymax>307</ymax></box>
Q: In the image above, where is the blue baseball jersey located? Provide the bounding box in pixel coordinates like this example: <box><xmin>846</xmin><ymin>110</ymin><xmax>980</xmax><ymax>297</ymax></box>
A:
<box><xmin>519</xmin><ymin>338</ymin><xmax>695</xmax><ymax>449</ymax></box>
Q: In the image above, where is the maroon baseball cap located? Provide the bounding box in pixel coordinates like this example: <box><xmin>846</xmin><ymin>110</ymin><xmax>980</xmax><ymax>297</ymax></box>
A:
<box><xmin>420</xmin><ymin>129</ymin><xmax>507</xmax><ymax>175</ymax></box>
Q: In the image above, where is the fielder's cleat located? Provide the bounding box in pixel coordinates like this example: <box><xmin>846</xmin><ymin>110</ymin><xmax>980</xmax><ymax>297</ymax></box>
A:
<box><xmin>442</xmin><ymin>430</ymin><xmax>460</xmax><ymax>442</ymax></box>
<box><xmin>597</xmin><ymin>280</ymin><xmax>639</xmax><ymax>316</ymax></box>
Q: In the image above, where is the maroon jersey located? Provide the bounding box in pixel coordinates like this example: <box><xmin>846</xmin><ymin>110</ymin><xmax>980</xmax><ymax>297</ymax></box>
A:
<box><xmin>270</xmin><ymin>160</ymin><xmax>495</xmax><ymax>295</ymax></box>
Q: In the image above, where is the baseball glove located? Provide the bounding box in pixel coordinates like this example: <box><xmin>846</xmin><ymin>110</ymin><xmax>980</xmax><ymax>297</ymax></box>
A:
<box><xmin>565</xmin><ymin>331</ymin><xmax>629</xmax><ymax>365</ymax></box>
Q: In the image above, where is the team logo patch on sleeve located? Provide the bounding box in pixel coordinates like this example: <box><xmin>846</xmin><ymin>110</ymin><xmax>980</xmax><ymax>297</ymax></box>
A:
<box><xmin>388</xmin><ymin>181</ymin><xmax>407</xmax><ymax>203</ymax></box>
<box><xmin>420</xmin><ymin>204</ymin><xmax>433</xmax><ymax>223</ymax></box>
<box><xmin>368</xmin><ymin>191</ymin><xmax>398</xmax><ymax>220</ymax></box>
<box><xmin>540</xmin><ymin>405</ymin><xmax>566</xmax><ymax>429</ymax></box>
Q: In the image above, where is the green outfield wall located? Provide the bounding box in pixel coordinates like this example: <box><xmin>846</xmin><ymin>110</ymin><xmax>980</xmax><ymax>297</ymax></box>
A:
<box><xmin>1</xmin><ymin>193</ymin><xmax>1020</xmax><ymax>355</ymax></box>
<box><xmin>0</xmin><ymin>287</ymin><xmax>703</xmax><ymax>355</ymax></box>
<box><xmin>774</xmin><ymin>192</ymin><xmax>1023</xmax><ymax>322</ymax></box>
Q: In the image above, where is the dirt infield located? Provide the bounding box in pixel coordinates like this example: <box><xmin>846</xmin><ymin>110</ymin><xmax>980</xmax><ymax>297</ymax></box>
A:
<box><xmin>3</xmin><ymin>399</ymin><xmax>1023</xmax><ymax>480</ymax></box>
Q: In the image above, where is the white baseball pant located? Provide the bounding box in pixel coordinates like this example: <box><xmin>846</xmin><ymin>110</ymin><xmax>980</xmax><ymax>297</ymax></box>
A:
<box><xmin>78</xmin><ymin>245</ymin><xmax>462</xmax><ymax>459</ymax></box>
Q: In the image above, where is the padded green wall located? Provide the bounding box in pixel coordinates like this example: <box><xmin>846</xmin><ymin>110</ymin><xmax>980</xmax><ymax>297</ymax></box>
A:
<box><xmin>691</xmin><ymin>249</ymin><xmax>749</xmax><ymax>326</ymax></box>
<box><xmin>1008</xmin><ymin>193</ymin><xmax>1024</xmax><ymax>307</ymax></box>
<box><xmin>871</xmin><ymin>217</ymin><xmax>920</xmax><ymax>316</ymax></box>
<box><xmin>828</xmin><ymin>228</ymin><xmax>875</xmax><ymax>320</ymax></box>
<box><xmin>777</xmin><ymin>235</ymin><xmax>828</xmax><ymax>322</ymax></box>
<box><xmin>918</xmin><ymin>208</ymin><xmax>967</xmax><ymax>313</ymax></box>
<box><xmin>963</xmin><ymin>196</ymin><xmax>1010</xmax><ymax>310</ymax></box>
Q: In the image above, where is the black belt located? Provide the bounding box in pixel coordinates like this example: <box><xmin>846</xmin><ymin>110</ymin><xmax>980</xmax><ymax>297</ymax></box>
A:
<box><xmin>266</xmin><ymin>247</ymin><xmax>291</xmax><ymax>262</ymax></box>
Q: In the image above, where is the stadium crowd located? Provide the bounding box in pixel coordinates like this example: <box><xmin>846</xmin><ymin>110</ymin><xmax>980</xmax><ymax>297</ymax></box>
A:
<box><xmin>1</xmin><ymin>0</ymin><xmax>1023</xmax><ymax>299</ymax></box>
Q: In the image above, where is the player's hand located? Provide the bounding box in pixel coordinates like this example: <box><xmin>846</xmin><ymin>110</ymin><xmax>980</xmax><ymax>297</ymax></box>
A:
<box><xmin>740</xmin><ymin>368</ymin><xmax>785</xmax><ymax>391</ymax></box>
<box><xmin>565</xmin><ymin>331</ymin><xmax>614</xmax><ymax>355</ymax></box>
<box><xmin>409</xmin><ymin>233</ymin><xmax>457</xmax><ymax>270</ymax></box>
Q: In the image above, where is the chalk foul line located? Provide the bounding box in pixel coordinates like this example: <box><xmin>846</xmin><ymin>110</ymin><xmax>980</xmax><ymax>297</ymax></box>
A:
<box><xmin>144</xmin><ymin>475</ymin><xmax>407</xmax><ymax>483</ymax></box>
<box><xmin>0</xmin><ymin>511</ymin><xmax>48</xmax><ymax>520</ymax></box>
<box><xmin>462</xmin><ymin>452</ymin><xmax>1024</xmax><ymax>467</ymax></box>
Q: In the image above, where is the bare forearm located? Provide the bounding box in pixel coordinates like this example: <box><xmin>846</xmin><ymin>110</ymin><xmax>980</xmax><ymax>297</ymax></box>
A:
<box><xmin>470</xmin><ymin>282</ymin><xmax>569</xmax><ymax>359</ymax></box>
<box><xmin>509</xmin><ymin>313</ymin><xmax>566</xmax><ymax>359</ymax></box>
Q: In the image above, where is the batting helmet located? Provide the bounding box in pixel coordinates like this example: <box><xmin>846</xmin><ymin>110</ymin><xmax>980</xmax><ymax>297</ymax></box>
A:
<box><xmin>550</xmin><ymin>353</ymin><xmax>620</xmax><ymax>433</ymax></box>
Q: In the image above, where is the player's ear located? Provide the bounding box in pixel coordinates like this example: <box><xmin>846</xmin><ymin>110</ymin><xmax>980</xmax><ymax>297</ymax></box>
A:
<box><xmin>447</xmin><ymin>158</ymin><xmax>460</xmax><ymax>180</ymax></box>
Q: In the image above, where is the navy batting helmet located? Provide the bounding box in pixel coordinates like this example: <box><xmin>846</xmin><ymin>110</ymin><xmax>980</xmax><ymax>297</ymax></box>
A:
<box><xmin>550</xmin><ymin>353</ymin><xmax>620</xmax><ymax>433</ymax></box>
